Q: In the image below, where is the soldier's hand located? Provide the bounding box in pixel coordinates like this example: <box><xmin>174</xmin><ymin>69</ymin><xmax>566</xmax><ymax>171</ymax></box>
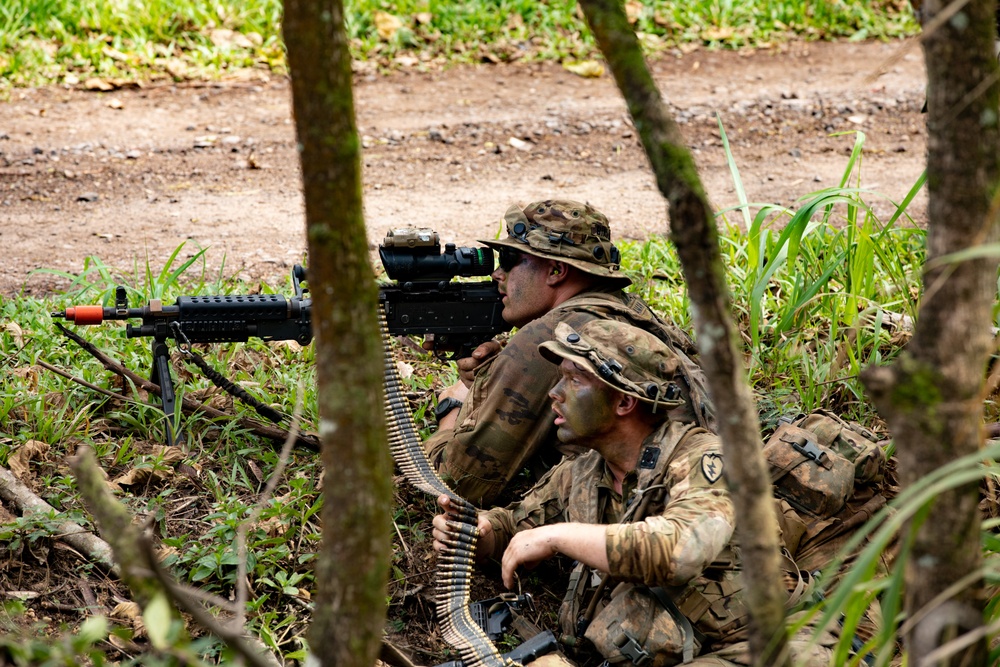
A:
<box><xmin>456</xmin><ymin>340</ymin><xmax>502</xmax><ymax>387</ymax></box>
<box><xmin>432</xmin><ymin>494</ymin><xmax>493</xmax><ymax>559</ymax></box>
<box><xmin>501</xmin><ymin>526</ymin><xmax>559</xmax><ymax>589</ymax></box>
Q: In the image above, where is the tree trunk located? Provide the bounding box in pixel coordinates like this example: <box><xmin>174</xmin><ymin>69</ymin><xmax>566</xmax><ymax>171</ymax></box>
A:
<box><xmin>282</xmin><ymin>1</ymin><xmax>394</xmax><ymax>665</ymax></box>
<box><xmin>575</xmin><ymin>1</ymin><xmax>791</xmax><ymax>664</ymax></box>
<box><xmin>860</xmin><ymin>0</ymin><xmax>999</xmax><ymax>664</ymax></box>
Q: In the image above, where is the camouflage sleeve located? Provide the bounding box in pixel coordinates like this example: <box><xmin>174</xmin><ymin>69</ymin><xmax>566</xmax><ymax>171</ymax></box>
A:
<box><xmin>605</xmin><ymin>432</ymin><xmax>735</xmax><ymax>586</ymax></box>
<box><xmin>423</xmin><ymin>307</ymin><xmax>598</xmax><ymax>505</ymax></box>
<box><xmin>481</xmin><ymin>458</ymin><xmax>577</xmax><ymax>559</ymax></box>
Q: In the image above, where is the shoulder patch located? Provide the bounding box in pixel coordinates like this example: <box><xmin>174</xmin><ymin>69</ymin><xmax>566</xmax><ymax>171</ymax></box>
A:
<box><xmin>700</xmin><ymin>452</ymin><xmax>724</xmax><ymax>483</ymax></box>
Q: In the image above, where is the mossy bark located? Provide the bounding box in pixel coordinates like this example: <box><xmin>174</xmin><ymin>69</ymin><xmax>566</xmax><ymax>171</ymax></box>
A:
<box><xmin>69</xmin><ymin>446</ymin><xmax>179</xmax><ymax>612</ymax></box>
<box><xmin>860</xmin><ymin>0</ymin><xmax>999</xmax><ymax>662</ymax></box>
<box><xmin>576</xmin><ymin>1</ymin><xmax>791</xmax><ymax>664</ymax></box>
<box><xmin>282</xmin><ymin>0</ymin><xmax>393</xmax><ymax>665</ymax></box>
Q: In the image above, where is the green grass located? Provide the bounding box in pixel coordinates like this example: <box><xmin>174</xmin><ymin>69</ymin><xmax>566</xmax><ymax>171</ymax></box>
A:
<box><xmin>0</xmin><ymin>127</ymin><xmax>959</xmax><ymax>666</ymax></box>
<box><xmin>623</xmin><ymin>129</ymin><xmax>926</xmax><ymax>428</ymax></box>
<box><xmin>0</xmin><ymin>0</ymin><xmax>919</xmax><ymax>89</ymax></box>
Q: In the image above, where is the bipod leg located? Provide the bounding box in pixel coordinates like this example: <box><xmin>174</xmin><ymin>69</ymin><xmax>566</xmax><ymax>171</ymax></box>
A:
<box><xmin>151</xmin><ymin>338</ymin><xmax>183</xmax><ymax>448</ymax></box>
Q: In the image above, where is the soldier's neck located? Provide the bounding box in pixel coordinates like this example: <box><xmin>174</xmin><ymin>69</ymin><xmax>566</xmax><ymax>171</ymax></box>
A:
<box><xmin>601</xmin><ymin>422</ymin><xmax>658</xmax><ymax>494</ymax></box>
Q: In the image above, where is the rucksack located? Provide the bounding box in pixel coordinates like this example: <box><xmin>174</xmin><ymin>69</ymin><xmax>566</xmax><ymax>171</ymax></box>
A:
<box><xmin>764</xmin><ymin>409</ymin><xmax>895</xmax><ymax>574</ymax></box>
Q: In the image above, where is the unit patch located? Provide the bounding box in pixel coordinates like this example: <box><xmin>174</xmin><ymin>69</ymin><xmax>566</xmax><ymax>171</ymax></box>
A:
<box><xmin>701</xmin><ymin>452</ymin><xmax>724</xmax><ymax>483</ymax></box>
<box><xmin>639</xmin><ymin>446</ymin><xmax>661</xmax><ymax>469</ymax></box>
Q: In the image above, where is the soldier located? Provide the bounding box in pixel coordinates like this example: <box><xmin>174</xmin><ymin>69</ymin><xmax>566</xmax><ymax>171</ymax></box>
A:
<box><xmin>432</xmin><ymin>320</ymin><xmax>834</xmax><ymax>667</ymax></box>
<box><xmin>424</xmin><ymin>199</ymin><xmax>714</xmax><ymax>506</ymax></box>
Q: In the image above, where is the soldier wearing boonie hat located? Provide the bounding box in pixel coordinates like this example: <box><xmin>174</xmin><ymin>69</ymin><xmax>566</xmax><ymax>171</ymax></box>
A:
<box><xmin>538</xmin><ymin>320</ymin><xmax>687</xmax><ymax>412</ymax></box>
<box><xmin>431</xmin><ymin>320</ymin><xmax>838</xmax><ymax>666</ymax></box>
<box><xmin>422</xmin><ymin>199</ymin><xmax>715</xmax><ymax>506</ymax></box>
<box><xmin>479</xmin><ymin>200</ymin><xmax>631</xmax><ymax>286</ymax></box>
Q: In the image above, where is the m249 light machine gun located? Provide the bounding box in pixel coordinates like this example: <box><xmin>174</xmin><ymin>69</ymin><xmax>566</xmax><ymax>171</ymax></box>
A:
<box><xmin>52</xmin><ymin>228</ymin><xmax>511</xmax><ymax>448</ymax></box>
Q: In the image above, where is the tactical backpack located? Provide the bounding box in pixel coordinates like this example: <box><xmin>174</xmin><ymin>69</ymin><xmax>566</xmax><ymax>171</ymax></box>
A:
<box><xmin>765</xmin><ymin>409</ymin><xmax>894</xmax><ymax>574</ymax></box>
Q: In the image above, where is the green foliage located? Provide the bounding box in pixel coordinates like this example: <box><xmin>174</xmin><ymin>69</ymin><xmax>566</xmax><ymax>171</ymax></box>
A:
<box><xmin>622</xmin><ymin>128</ymin><xmax>926</xmax><ymax>424</ymax></box>
<box><xmin>0</xmin><ymin>0</ymin><xmax>919</xmax><ymax>89</ymax></box>
<box><xmin>2</xmin><ymin>259</ymin><xmax>321</xmax><ymax>662</ymax></box>
<box><xmin>0</xmin><ymin>614</ymin><xmax>111</xmax><ymax>666</ymax></box>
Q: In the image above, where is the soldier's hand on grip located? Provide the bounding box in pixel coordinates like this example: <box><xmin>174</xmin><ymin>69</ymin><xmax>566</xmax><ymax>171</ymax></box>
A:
<box><xmin>457</xmin><ymin>340</ymin><xmax>502</xmax><ymax>387</ymax></box>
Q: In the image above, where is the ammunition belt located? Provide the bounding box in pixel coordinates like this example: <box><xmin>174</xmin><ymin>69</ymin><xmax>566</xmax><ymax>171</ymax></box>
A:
<box><xmin>379</xmin><ymin>310</ymin><xmax>514</xmax><ymax>667</ymax></box>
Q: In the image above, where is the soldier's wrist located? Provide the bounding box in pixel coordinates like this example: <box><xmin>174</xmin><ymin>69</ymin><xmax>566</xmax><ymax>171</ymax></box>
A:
<box><xmin>434</xmin><ymin>397</ymin><xmax>463</xmax><ymax>421</ymax></box>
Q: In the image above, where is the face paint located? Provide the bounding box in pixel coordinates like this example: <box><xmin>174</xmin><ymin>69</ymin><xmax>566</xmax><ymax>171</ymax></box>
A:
<box><xmin>549</xmin><ymin>359</ymin><xmax>619</xmax><ymax>446</ymax></box>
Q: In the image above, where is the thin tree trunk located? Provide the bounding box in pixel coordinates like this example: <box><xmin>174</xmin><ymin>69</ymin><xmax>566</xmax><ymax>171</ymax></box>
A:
<box><xmin>282</xmin><ymin>1</ymin><xmax>393</xmax><ymax>665</ymax></box>
<box><xmin>860</xmin><ymin>0</ymin><xmax>999</xmax><ymax>663</ymax></box>
<box><xmin>575</xmin><ymin>1</ymin><xmax>790</xmax><ymax>664</ymax></box>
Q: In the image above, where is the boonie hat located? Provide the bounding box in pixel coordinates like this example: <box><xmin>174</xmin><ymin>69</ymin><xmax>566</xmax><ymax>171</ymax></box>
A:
<box><xmin>539</xmin><ymin>321</ymin><xmax>685</xmax><ymax>410</ymax></box>
<box><xmin>479</xmin><ymin>200</ymin><xmax>631</xmax><ymax>286</ymax></box>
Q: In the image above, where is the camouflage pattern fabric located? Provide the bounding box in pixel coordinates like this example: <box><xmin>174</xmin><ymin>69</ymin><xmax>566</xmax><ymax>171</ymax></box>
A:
<box><xmin>423</xmin><ymin>287</ymin><xmax>708</xmax><ymax>506</ymax></box>
<box><xmin>538</xmin><ymin>320</ymin><xmax>687</xmax><ymax>410</ymax></box>
<box><xmin>518</xmin><ymin>620</ymin><xmax>837</xmax><ymax>667</ymax></box>
<box><xmin>479</xmin><ymin>199</ymin><xmax>630</xmax><ymax>285</ymax></box>
<box><xmin>679</xmin><ymin>612</ymin><xmax>840</xmax><ymax>666</ymax></box>
<box><xmin>482</xmin><ymin>421</ymin><xmax>744</xmax><ymax>661</ymax></box>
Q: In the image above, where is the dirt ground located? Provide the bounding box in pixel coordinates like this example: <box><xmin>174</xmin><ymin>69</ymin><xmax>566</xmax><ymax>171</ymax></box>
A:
<box><xmin>0</xmin><ymin>38</ymin><xmax>927</xmax><ymax>298</ymax></box>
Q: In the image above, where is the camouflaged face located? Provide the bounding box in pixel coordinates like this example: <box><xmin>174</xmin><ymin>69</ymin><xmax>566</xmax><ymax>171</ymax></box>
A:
<box><xmin>539</xmin><ymin>320</ymin><xmax>686</xmax><ymax>409</ymax></box>
<box><xmin>479</xmin><ymin>199</ymin><xmax>631</xmax><ymax>285</ymax></box>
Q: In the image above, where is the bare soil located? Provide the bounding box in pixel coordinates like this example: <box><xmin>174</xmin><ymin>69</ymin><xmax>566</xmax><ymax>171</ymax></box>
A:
<box><xmin>0</xmin><ymin>38</ymin><xmax>927</xmax><ymax>298</ymax></box>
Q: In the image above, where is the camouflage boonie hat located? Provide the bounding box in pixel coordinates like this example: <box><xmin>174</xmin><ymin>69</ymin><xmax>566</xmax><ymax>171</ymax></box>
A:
<box><xmin>539</xmin><ymin>320</ymin><xmax>686</xmax><ymax>410</ymax></box>
<box><xmin>479</xmin><ymin>200</ymin><xmax>631</xmax><ymax>286</ymax></box>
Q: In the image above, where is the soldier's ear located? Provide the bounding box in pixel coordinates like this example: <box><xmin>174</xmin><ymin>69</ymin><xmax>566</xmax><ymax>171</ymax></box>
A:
<box><xmin>616</xmin><ymin>392</ymin><xmax>640</xmax><ymax>416</ymax></box>
<box><xmin>547</xmin><ymin>261</ymin><xmax>570</xmax><ymax>285</ymax></box>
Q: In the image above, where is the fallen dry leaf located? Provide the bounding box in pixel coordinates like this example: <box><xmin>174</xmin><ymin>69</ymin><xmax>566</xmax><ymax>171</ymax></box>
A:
<box><xmin>112</xmin><ymin>467</ymin><xmax>172</xmax><ymax>488</ymax></box>
<box><xmin>7</xmin><ymin>440</ymin><xmax>49</xmax><ymax>479</ymax></box>
<box><xmin>702</xmin><ymin>26</ymin><xmax>735</xmax><ymax>41</ymax></box>
<box><xmin>4</xmin><ymin>321</ymin><xmax>23</xmax><ymax>348</ymax></box>
<box><xmin>102</xmin><ymin>46</ymin><xmax>130</xmax><ymax>62</ymax></box>
<box><xmin>625</xmin><ymin>0</ymin><xmax>644</xmax><ymax>23</ymax></box>
<box><xmin>563</xmin><ymin>60</ymin><xmax>605</xmax><ymax>78</ymax></box>
<box><xmin>374</xmin><ymin>11</ymin><xmax>403</xmax><ymax>40</ymax></box>
<box><xmin>84</xmin><ymin>78</ymin><xmax>114</xmax><ymax>92</ymax></box>
<box><xmin>396</xmin><ymin>360</ymin><xmax>414</xmax><ymax>380</ymax></box>
<box><xmin>210</xmin><ymin>28</ymin><xmax>255</xmax><ymax>49</ymax></box>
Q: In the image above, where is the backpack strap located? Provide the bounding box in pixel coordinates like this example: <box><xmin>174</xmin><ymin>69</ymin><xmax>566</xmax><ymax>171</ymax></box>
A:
<box><xmin>648</xmin><ymin>587</ymin><xmax>697</xmax><ymax>663</ymax></box>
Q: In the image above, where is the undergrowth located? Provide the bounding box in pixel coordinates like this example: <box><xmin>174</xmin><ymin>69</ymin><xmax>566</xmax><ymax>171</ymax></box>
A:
<box><xmin>0</xmin><ymin>0</ymin><xmax>919</xmax><ymax>90</ymax></box>
<box><xmin>4</xmin><ymin>129</ymin><xmax>998</xmax><ymax>665</ymax></box>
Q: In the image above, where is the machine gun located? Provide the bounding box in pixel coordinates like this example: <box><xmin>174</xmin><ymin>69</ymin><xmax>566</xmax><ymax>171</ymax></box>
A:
<box><xmin>52</xmin><ymin>228</ymin><xmax>511</xmax><ymax>447</ymax></box>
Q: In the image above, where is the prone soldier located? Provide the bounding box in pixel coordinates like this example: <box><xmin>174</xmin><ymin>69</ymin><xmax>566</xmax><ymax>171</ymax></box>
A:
<box><xmin>424</xmin><ymin>199</ymin><xmax>715</xmax><ymax>506</ymax></box>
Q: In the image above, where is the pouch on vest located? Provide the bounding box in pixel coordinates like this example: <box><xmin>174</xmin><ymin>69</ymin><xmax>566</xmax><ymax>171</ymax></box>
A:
<box><xmin>584</xmin><ymin>583</ymin><xmax>700</xmax><ymax>667</ymax></box>
<box><xmin>794</xmin><ymin>410</ymin><xmax>886</xmax><ymax>485</ymax></box>
<box><xmin>763</xmin><ymin>422</ymin><xmax>855</xmax><ymax>517</ymax></box>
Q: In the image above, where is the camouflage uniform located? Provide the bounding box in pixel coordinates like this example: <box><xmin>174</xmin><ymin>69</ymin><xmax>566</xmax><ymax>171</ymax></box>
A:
<box><xmin>479</xmin><ymin>321</ymin><xmax>831</xmax><ymax>666</ymax></box>
<box><xmin>423</xmin><ymin>200</ymin><xmax>713</xmax><ymax>506</ymax></box>
<box><xmin>482</xmin><ymin>420</ymin><xmax>742</xmax><ymax>658</ymax></box>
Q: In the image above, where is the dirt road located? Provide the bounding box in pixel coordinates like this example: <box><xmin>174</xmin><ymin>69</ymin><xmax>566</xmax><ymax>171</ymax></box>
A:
<box><xmin>0</xmin><ymin>38</ymin><xmax>926</xmax><ymax>297</ymax></box>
